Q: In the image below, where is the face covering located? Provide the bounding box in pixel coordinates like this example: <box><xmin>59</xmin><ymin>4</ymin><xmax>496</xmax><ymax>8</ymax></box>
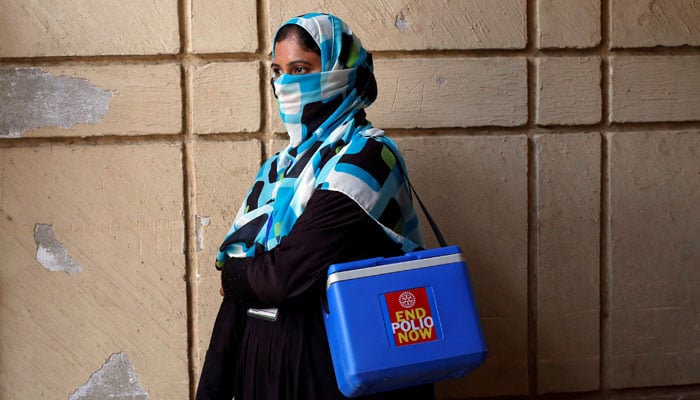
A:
<box><xmin>216</xmin><ymin>13</ymin><xmax>423</xmax><ymax>268</ymax></box>
<box><xmin>273</xmin><ymin>68</ymin><xmax>357</xmax><ymax>149</ymax></box>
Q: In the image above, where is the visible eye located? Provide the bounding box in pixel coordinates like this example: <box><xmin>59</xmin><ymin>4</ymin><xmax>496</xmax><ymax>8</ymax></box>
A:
<box><xmin>292</xmin><ymin>65</ymin><xmax>307</xmax><ymax>75</ymax></box>
<box><xmin>271</xmin><ymin>66</ymin><xmax>282</xmax><ymax>80</ymax></box>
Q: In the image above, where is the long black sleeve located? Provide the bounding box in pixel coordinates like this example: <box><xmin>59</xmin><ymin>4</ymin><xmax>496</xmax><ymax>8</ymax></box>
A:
<box><xmin>221</xmin><ymin>189</ymin><xmax>403</xmax><ymax>307</ymax></box>
<box><xmin>200</xmin><ymin>189</ymin><xmax>434</xmax><ymax>400</ymax></box>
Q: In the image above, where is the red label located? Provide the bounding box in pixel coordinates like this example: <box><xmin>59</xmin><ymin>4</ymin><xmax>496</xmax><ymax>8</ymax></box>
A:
<box><xmin>384</xmin><ymin>287</ymin><xmax>437</xmax><ymax>346</ymax></box>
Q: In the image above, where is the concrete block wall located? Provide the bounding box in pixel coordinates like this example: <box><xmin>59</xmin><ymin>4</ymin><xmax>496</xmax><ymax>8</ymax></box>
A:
<box><xmin>0</xmin><ymin>1</ymin><xmax>698</xmax><ymax>399</ymax></box>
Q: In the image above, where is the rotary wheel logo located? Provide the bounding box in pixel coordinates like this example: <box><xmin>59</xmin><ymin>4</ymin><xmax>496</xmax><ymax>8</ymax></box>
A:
<box><xmin>398</xmin><ymin>291</ymin><xmax>416</xmax><ymax>308</ymax></box>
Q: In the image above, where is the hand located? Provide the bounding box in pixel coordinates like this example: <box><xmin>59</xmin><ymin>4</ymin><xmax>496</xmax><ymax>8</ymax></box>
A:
<box><xmin>219</xmin><ymin>287</ymin><xmax>225</xmax><ymax>297</ymax></box>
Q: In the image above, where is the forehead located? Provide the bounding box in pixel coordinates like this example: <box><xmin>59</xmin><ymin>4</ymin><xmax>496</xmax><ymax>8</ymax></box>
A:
<box><xmin>274</xmin><ymin>16</ymin><xmax>341</xmax><ymax>71</ymax></box>
<box><xmin>272</xmin><ymin>38</ymin><xmax>321</xmax><ymax>64</ymax></box>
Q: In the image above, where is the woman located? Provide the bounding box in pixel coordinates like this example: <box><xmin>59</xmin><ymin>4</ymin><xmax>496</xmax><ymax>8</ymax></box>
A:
<box><xmin>197</xmin><ymin>13</ymin><xmax>434</xmax><ymax>400</ymax></box>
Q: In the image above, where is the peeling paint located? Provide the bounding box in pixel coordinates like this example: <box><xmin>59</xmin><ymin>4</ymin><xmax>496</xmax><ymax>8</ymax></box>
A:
<box><xmin>33</xmin><ymin>224</ymin><xmax>82</xmax><ymax>274</ymax></box>
<box><xmin>395</xmin><ymin>11</ymin><xmax>410</xmax><ymax>32</ymax></box>
<box><xmin>0</xmin><ymin>68</ymin><xmax>113</xmax><ymax>138</ymax></box>
<box><xmin>196</xmin><ymin>215</ymin><xmax>211</xmax><ymax>252</ymax></box>
<box><xmin>69</xmin><ymin>352</ymin><xmax>148</xmax><ymax>400</ymax></box>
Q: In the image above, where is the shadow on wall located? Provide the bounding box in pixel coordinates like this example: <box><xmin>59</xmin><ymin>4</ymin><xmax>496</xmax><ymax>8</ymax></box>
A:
<box><xmin>400</xmin><ymin>134</ymin><xmax>530</xmax><ymax>396</ymax></box>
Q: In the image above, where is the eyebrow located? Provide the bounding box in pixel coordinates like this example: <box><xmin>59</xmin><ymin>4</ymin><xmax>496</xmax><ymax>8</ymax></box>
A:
<box><xmin>271</xmin><ymin>59</ymin><xmax>315</xmax><ymax>68</ymax></box>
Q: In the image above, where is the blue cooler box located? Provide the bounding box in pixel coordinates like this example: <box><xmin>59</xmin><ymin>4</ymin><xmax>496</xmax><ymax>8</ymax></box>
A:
<box><xmin>323</xmin><ymin>245</ymin><xmax>487</xmax><ymax>397</ymax></box>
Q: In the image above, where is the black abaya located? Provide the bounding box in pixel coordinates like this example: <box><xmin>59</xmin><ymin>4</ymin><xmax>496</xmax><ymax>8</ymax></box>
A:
<box><xmin>197</xmin><ymin>189</ymin><xmax>434</xmax><ymax>400</ymax></box>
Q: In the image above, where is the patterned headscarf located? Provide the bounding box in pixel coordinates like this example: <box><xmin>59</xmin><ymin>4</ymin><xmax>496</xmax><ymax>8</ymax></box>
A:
<box><xmin>216</xmin><ymin>13</ymin><xmax>423</xmax><ymax>269</ymax></box>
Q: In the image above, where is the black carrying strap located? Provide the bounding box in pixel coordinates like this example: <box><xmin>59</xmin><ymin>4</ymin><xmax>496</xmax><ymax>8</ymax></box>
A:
<box><xmin>396</xmin><ymin>155</ymin><xmax>447</xmax><ymax>247</ymax></box>
<box><xmin>388</xmin><ymin>145</ymin><xmax>448</xmax><ymax>248</ymax></box>
<box><xmin>404</xmin><ymin>177</ymin><xmax>448</xmax><ymax>248</ymax></box>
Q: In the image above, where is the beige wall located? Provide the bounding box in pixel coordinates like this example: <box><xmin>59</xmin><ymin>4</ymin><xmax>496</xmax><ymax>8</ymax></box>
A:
<box><xmin>1</xmin><ymin>0</ymin><xmax>699</xmax><ymax>399</ymax></box>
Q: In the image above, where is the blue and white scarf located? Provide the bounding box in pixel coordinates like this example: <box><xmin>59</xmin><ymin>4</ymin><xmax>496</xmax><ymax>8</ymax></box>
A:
<box><xmin>216</xmin><ymin>13</ymin><xmax>423</xmax><ymax>269</ymax></box>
